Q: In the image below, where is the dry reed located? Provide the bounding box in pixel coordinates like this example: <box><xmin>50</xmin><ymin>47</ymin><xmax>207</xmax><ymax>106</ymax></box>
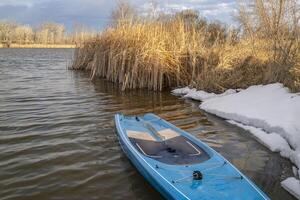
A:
<box><xmin>71</xmin><ymin>0</ymin><xmax>300</xmax><ymax>93</ymax></box>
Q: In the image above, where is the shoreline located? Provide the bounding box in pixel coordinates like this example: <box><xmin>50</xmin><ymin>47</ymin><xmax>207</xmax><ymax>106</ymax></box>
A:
<box><xmin>0</xmin><ymin>44</ymin><xmax>76</xmax><ymax>48</ymax></box>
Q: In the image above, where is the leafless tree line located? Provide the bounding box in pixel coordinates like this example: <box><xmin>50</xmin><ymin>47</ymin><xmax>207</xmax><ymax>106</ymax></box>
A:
<box><xmin>0</xmin><ymin>21</ymin><xmax>96</xmax><ymax>46</ymax></box>
<box><xmin>237</xmin><ymin>0</ymin><xmax>300</xmax><ymax>64</ymax></box>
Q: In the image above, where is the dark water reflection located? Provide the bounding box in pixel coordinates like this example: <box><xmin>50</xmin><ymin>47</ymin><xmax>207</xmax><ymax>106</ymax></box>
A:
<box><xmin>0</xmin><ymin>48</ymin><xmax>295</xmax><ymax>200</ymax></box>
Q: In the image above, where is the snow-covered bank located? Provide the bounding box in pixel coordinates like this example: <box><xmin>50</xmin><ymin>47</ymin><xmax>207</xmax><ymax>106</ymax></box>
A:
<box><xmin>227</xmin><ymin>120</ymin><xmax>291</xmax><ymax>153</ymax></box>
<box><xmin>172</xmin><ymin>83</ymin><xmax>300</xmax><ymax>199</ymax></box>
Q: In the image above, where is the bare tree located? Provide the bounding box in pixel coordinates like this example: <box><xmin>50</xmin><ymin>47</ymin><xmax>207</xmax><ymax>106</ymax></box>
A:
<box><xmin>145</xmin><ymin>0</ymin><xmax>159</xmax><ymax>19</ymax></box>
<box><xmin>71</xmin><ymin>23</ymin><xmax>96</xmax><ymax>45</ymax></box>
<box><xmin>54</xmin><ymin>24</ymin><xmax>65</xmax><ymax>44</ymax></box>
<box><xmin>176</xmin><ymin>9</ymin><xmax>199</xmax><ymax>22</ymax></box>
<box><xmin>111</xmin><ymin>0</ymin><xmax>137</xmax><ymax>26</ymax></box>
<box><xmin>237</xmin><ymin>0</ymin><xmax>300</xmax><ymax>64</ymax></box>
<box><xmin>175</xmin><ymin>9</ymin><xmax>200</xmax><ymax>31</ymax></box>
<box><xmin>14</xmin><ymin>25</ymin><xmax>33</xmax><ymax>44</ymax></box>
<box><xmin>35</xmin><ymin>28</ymin><xmax>48</xmax><ymax>44</ymax></box>
<box><xmin>35</xmin><ymin>22</ymin><xmax>66</xmax><ymax>44</ymax></box>
<box><xmin>0</xmin><ymin>21</ymin><xmax>17</xmax><ymax>44</ymax></box>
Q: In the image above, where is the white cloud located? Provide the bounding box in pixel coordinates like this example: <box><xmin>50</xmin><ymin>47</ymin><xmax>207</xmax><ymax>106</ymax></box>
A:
<box><xmin>138</xmin><ymin>0</ymin><xmax>237</xmax><ymax>23</ymax></box>
<box><xmin>0</xmin><ymin>0</ymin><xmax>37</xmax><ymax>7</ymax></box>
<box><xmin>0</xmin><ymin>0</ymin><xmax>238</xmax><ymax>29</ymax></box>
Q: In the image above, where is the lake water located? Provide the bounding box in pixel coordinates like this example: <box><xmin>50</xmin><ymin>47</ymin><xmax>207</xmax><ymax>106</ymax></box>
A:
<box><xmin>0</xmin><ymin>48</ymin><xmax>295</xmax><ymax>200</ymax></box>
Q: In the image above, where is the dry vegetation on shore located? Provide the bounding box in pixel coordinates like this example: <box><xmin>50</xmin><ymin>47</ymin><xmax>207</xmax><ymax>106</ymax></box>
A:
<box><xmin>71</xmin><ymin>0</ymin><xmax>300</xmax><ymax>92</ymax></box>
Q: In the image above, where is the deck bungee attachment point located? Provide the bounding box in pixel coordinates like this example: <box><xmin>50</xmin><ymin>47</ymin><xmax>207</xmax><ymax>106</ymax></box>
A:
<box><xmin>115</xmin><ymin>113</ymin><xmax>270</xmax><ymax>200</ymax></box>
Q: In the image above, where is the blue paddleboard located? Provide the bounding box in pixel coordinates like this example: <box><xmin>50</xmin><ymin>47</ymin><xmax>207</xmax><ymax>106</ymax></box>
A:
<box><xmin>115</xmin><ymin>113</ymin><xmax>269</xmax><ymax>200</ymax></box>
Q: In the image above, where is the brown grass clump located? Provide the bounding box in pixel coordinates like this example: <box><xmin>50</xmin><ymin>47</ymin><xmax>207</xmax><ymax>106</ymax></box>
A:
<box><xmin>72</xmin><ymin>19</ymin><xmax>214</xmax><ymax>91</ymax></box>
<box><xmin>71</xmin><ymin>0</ymin><xmax>300</xmax><ymax>93</ymax></box>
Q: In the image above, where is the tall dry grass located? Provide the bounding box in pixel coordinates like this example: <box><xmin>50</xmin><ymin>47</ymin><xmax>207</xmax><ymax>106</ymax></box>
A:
<box><xmin>71</xmin><ymin>0</ymin><xmax>300</xmax><ymax>93</ymax></box>
<box><xmin>72</xmin><ymin>18</ymin><xmax>213</xmax><ymax>91</ymax></box>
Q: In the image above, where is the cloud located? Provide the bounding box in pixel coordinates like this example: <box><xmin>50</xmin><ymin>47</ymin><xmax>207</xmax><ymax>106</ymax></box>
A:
<box><xmin>142</xmin><ymin>0</ymin><xmax>237</xmax><ymax>21</ymax></box>
<box><xmin>0</xmin><ymin>0</ymin><xmax>116</xmax><ymax>30</ymax></box>
<box><xmin>0</xmin><ymin>0</ymin><xmax>237</xmax><ymax>30</ymax></box>
<box><xmin>0</xmin><ymin>0</ymin><xmax>35</xmax><ymax>7</ymax></box>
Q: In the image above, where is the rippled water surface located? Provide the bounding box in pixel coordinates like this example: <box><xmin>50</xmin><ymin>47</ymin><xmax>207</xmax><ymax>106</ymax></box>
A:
<box><xmin>0</xmin><ymin>48</ymin><xmax>296</xmax><ymax>200</ymax></box>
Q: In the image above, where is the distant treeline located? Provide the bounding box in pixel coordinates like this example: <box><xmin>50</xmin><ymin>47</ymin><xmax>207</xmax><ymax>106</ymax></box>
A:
<box><xmin>0</xmin><ymin>21</ymin><xmax>96</xmax><ymax>46</ymax></box>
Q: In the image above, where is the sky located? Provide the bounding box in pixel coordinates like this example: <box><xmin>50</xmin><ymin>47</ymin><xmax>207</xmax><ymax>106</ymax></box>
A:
<box><xmin>0</xmin><ymin>0</ymin><xmax>237</xmax><ymax>31</ymax></box>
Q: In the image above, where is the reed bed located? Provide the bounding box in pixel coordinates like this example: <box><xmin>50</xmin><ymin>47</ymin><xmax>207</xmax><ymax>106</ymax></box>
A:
<box><xmin>71</xmin><ymin>1</ymin><xmax>300</xmax><ymax>92</ymax></box>
<box><xmin>72</xmin><ymin>20</ymin><xmax>203</xmax><ymax>91</ymax></box>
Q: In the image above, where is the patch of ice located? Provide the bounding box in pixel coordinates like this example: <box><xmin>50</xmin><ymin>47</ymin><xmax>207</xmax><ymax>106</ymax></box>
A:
<box><xmin>171</xmin><ymin>86</ymin><xmax>191</xmax><ymax>95</ymax></box>
<box><xmin>281</xmin><ymin>177</ymin><xmax>300</xmax><ymax>199</ymax></box>
<box><xmin>173</xmin><ymin>87</ymin><xmax>237</xmax><ymax>101</ymax></box>
<box><xmin>172</xmin><ymin>86</ymin><xmax>238</xmax><ymax>101</ymax></box>
<box><xmin>184</xmin><ymin>90</ymin><xmax>217</xmax><ymax>101</ymax></box>
<box><xmin>227</xmin><ymin>120</ymin><xmax>291</xmax><ymax>154</ymax></box>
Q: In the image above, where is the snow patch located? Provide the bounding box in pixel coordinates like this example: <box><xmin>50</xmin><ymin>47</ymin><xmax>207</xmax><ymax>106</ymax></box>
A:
<box><xmin>172</xmin><ymin>83</ymin><xmax>300</xmax><ymax>199</ymax></box>
<box><xmin>172</xmin><ymin>87</ymin><xmax>237</xmax><ymax>101</ymax></box>
<box><xmin>292</xmin><ymin>166</ymin><xmax>299</xmax><ymax>177</ymax></box>
<box><xmin>171</xmin><ymin>86</ymin><xmax>191</xmax><ymax>95</ymax></box>
<box><xmin>281</xmin><ymin>177</ymin><xmax>300</xmax><ymax>199</ymax></box>
<box><xmin>184</xmin><ymin>89</ymin><xmax>217</xmax><ymax>101</ymax></box>
<box><xmin>227</xmin><ymin>120</ymin><xmax>291</xmax><ymax>154</ymax></box>
<box><xmin>200</xmin><ymin>83</ymin><xmax>300</xmax><ymax>151</ymax></box>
